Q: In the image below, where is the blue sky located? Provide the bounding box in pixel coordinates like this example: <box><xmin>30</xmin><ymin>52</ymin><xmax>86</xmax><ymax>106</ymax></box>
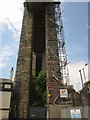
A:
<box><xmin>61</xmin><ymin>2</ymin><xmax>88</xmax><ymax>90</ymax></box>
<box><xmin>0</xmin><ymin>1</ymin><xmax>88</xmax><ymax>90</ymax></box>
<box><xmin>1</xmin><ymin>24</ymin><xmax>19</xmax><ymax>78</ymax></box>
<box><xmin>62</xmin><ymin>2</ymin><xmax>88</xmax><ymax>62</ymax></box>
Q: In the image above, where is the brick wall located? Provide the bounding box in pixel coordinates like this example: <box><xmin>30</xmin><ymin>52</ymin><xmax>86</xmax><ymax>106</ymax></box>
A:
<box><xmin>45</xmin><ymin>3</ymin><xmax>62</xmax><ymax>104</ymax></box>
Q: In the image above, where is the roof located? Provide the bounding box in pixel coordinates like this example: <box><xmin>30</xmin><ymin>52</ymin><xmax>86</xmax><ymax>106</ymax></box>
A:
<box><xmin>0</xmin><ymin>78</ymin><xmax>13</xmax><ymax>84</ymax></box>
<box><xmin>0</xmin><ymin>78</ymin><xmax>13</xmax><ymax>91</ymax></box>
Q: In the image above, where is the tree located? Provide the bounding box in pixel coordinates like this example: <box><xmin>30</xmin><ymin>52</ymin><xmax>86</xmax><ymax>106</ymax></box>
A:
<box><xmin>30</xmin><ymin>70</ymin><xmax>46</xmax><ymax>106</ymax></box>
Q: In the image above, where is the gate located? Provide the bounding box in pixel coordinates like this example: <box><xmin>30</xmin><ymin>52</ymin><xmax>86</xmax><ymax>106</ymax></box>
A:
<box><xmin>29</xmin><ymin>107</ymin><xmax>47</xmax><ymax>119</ymax></box>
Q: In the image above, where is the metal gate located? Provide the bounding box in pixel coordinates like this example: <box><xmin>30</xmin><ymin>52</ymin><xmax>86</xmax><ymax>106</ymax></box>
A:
<box><xmin>29</xmin><ymin>107</ymin><xmax>47</xmax><ymax>119</ymax></box>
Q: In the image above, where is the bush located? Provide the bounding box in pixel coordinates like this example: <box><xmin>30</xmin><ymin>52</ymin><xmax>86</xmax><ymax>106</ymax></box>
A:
<box><xmin>30</xmin><ymin>70</ymin><xmax>46</xmax><ymax>106</ymax></box>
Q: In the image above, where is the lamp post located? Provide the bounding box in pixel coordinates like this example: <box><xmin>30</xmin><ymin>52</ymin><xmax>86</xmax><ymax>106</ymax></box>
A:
<box><xmin>79</xmin><ymin>63</ymin><xmax>88</xmax><ymax>88</ymax></box>
<box><xmin>79</xmin><ymin>70</ymin><xmax>84</xmax><ymax>88</ymax></box>
<box><xmin>79</xmin><ymin>63</ymin><xmax>88</xmax><ymax>119</ymax></box>
<box><xmin>82</xmin><ymin>63</ymin><xmax>87</xmax><ymax>83</ymax></box>
<box><xmin>10</xmin><ymin>67</ymin><xmax>14</xmax><ymax>81</ymax></box>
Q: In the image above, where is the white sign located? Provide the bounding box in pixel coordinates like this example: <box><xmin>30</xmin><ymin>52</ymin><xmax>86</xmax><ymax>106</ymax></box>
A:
<box><xmin>5</xmin><ymin>84</ymin><xmax>11</xmax><ymax>89</ymax></box>
<box><xmin>70</xmin><ymin>109</ymin><xmax>82</xmax><ymax>118</ymax></box>
<box><xmin>60</xmin><ymin>89</ymin><xmax>68</xmax><ymax>98</ymax></box>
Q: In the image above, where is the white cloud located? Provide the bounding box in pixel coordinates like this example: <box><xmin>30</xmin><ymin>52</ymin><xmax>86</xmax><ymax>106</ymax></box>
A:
<box><xmin>68</xmin><ymin>61</ymin><xmax>88</xmax><ymax>91</ymax></box>
<box><xmin>0</xmin><ymin>45</ymin><xmax>15</xmax><ymax>68</ymax></box>
<box><xmin>0</xmin><ymin>0</ymin><xmax>24</xmax><ymax>41</ymax></box>
<box><xmin>0</xmin><ymin>0</ymin><xmax>24</xmax><ymax>22</ymax></box>
<box><xmin>0</xmin><ymin>63</ymin><xmax>6</xmax><ymax>68</ymax></box>
<box><xmin>0</xmin><ymin>0</ymin><xmax>24</xmax><ymax>70</ymax></box>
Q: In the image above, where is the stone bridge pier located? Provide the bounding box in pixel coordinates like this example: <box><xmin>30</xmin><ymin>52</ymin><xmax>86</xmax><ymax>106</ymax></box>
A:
<box><xmin>9</xmin><ymin>1</ymin><xmax>62</xmax><ymax>119</ymax></box>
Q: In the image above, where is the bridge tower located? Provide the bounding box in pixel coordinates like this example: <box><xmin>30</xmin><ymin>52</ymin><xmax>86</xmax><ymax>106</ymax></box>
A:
<box><xmin>9</xmin><ymin>0</ymin><xmax>69</xmax><ymax>118</ymax></box>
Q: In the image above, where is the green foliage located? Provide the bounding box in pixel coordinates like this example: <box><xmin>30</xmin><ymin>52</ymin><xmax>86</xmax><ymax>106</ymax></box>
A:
<box><xmin>83</xmin><ymin>80</ymin><xmax>90</xmax><ymax>92</ymax></box>
<box><xmin>30</xmin><ymin>70</ymin><xmax>46</xmax><ymax>106</ymax></box>
<box><xmin>36</xmin><ymin>70</ymin><xmax>46</xmax><ymax>94</ymax></box>
<box><xmin>84</xmin><ymin>80</ymin><xmax>90</xmax><ymax>86</ymax></box>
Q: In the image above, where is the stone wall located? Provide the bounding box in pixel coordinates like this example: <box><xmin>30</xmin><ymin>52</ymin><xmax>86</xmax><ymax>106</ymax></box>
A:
<box><xmin>13</xmin><ymin>4</ymin><xmax>33</xmax><ymax>118</ymax></box>
<box><xmin>10</xmin><ymin>2</ymin><xmax>62</xmax><ymax>118</ymax></box>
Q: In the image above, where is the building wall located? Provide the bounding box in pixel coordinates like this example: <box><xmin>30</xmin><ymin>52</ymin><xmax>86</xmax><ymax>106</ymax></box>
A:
<box><xmin>47</xmin><ymin>105</ymin><xmax>61</xmax><ymax>118</ymax></box>
<box><xmin>0</xmin><ymin>78</ymin><xmax>12</xmax><ymax>119</ymax></box>
<box><xmin>61</xmin><ymin>106</ymin><xmax>90</xmax><ymax>119</ymax></box>
<box><xmin>0</xmin><ymin>92</ymin><xmax>11</xmax><ymax>118</ymax></box>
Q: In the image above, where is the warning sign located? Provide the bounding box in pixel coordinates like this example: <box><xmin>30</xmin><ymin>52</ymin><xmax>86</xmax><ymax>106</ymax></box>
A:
<box><xmin>70</xmin><ymin>109</ymin><xmax>82</xmax><ymax>119</ymax></box>
<box><xmin>60</xmin><ymin>89</ymin><xmax>68</xmax><ymax>98</ymax></box>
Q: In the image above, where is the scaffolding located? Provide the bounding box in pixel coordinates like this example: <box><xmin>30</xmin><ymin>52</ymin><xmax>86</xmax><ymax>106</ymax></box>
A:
<box><xmin>48</xmin><ymin>3</ymin><xmax>70</xmax><ymax>86</ymax></box>
<box><xmin>55</xmin><ymin>3</ymin><xmax>70</xmax><ymax>85</ymax></box>
<box><xmin>46</xmin><ymin>3</ymin><xmax>70</xmax><ymax>105</ymax></box>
